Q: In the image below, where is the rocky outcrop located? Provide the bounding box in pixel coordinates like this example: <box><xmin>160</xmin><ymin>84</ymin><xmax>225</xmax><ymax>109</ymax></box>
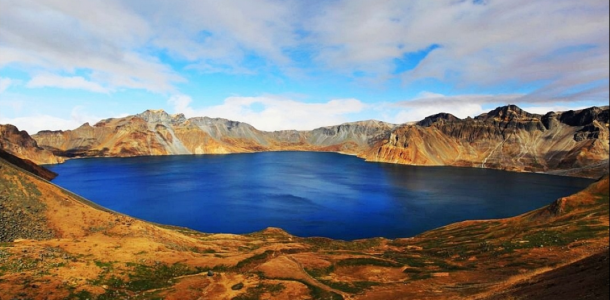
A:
<box><xmin>0</xmin><ymin>124</ymin><xmax>64</xmax><ymax>165</ymax></box>
<box><xmin>31</xmin><ymin>105</ymin><xmax>609</xmax><ymax>178</ymax></box>
<box><xmin>364</xmin><ymin>105</ymin><xmax>609</xmax><ymax>178</ymax></box>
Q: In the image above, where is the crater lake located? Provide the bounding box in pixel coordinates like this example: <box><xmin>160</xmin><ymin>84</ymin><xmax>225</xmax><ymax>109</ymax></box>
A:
<box><xmin>46</xmin><ymin>152</ymin><xmax>594</xmax><ymax>240</ymax></box>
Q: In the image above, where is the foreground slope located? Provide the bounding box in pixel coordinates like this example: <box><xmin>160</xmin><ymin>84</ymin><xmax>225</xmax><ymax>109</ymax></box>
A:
<box><xmin>31</xmin><ymin>105</ymin><xmax>609</xmax><ymax>178</ymax></box>
<box><xmin>1</xmin><ymin>155</ymin><xmax>608</xmax><ymax>299</ymax></box>
<box><xmin>478</xmin><ymin>249</ymin><xmax>608</xmax><ymax>300</ymax></box>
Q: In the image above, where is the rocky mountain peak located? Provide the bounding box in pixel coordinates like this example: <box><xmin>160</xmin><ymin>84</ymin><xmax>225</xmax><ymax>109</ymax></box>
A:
<box><xmin>170</xmin><ymin>113</ymin><xmax>187</xmax><ymax>124</ymax></box>
<box><xmin>1</xmin><ymin>124</ymin><xmax>37</xmax><ymax>148</ymax></box>
<box><xmin>136</xmin><ymin>109</ymin><xmax>170</xmax><ymax>122</ymax></box>
<box><xmin>559</xmin><ymin>106</ymin><xmax>609</xmax><ymax>127</ymax></box>
<box><xmin>136</xmin><ymin>109</ymin><xmax>186</xmax><ymax>125</ymax></box>
<box><xmin>417</xmin><ymin>113</ymin><xmax>460</xmax><ymax>127</ymax></box>
<box><xmin>475</xmin><ymin>104</ymin><xmax>537</xmax><ymax>121</ymax></box>
<box><xmin>77</xmin><ymin>122</ymin><xmax>93</xmax><ymax>129</ymax></box>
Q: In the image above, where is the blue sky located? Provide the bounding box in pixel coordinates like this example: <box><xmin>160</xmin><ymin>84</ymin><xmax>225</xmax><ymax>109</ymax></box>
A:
<box><xmin>0</xmin><ymin>0</ymin><xmax>608</xmax><ymax>133</ymax></box>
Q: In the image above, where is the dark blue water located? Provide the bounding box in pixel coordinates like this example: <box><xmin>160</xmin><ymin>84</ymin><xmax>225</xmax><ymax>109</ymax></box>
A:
<box><xmin>46</xmin><ymin>152</ymin><xmax>594</xmax><ymax>240</ymax></box>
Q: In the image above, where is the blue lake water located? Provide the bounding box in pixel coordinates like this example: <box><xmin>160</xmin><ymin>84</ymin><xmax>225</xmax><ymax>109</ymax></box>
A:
<box><xmin>46</xmin><ymin>152</ymin><xmax>594</xmax><ymax>240</ymax></box>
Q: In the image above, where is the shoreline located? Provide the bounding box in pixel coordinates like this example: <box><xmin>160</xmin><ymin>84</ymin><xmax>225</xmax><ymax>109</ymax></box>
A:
<box><xmin>43</xmin><ymin>149</ymin><xmax>607</xmax><ymax>179</ymax></box>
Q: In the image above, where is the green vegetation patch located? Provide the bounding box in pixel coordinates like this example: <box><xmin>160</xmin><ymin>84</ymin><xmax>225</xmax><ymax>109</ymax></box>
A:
<box><xmin>234</xmin><ymin>250</ymin><xmax>274</xmax><ymax>270</ymax></box>
<box><xmin>382</xmin><ymin>251</ymin><xmax>470</xmax><ymax>272</ymax></box>
<box><xmin>305</xmin><ymin>237</ymin><xmax>382</xmax><ymax>251</ymax></box>
<box><xmin>126</xmin><ymin>262</ymin><xmax>201</xmax><ymax>292</ymax></box>
<box><xmin>211</xmin><ymin>264</ymin><xmax>230</xmax><ymax>272</ymax></box>
<box><xmin>518</xmin><ymin>227</ymin><xmax>606</xmax><ymax>249</ymax></box>
<box><xmin>433</xmin><ymin>260</ymin><xmax>471</xmax><ymax>272</ymax></box>
<box><xmin>0</xmin><ymin>255</ymin><xmax>39</xmax><ymax>273</ymax></box>
<box><xmin>305</xmin><ymin>265</ymin><xmax>335</xmax><ymax>278</ymax></box>
<box><xmin>382</xmin><ymin>252</ymin><xmax>427</xmax><ymax>267</ymax></box>
<box><xmin>231</xmin><ymin>283</ymin><xmax>286</xmax><ymax>300</ymax></box>
<box><xmin>409</xmin><ymin>273</ymin><xmax>433</xmax><ymax>281</ymax></box>
<box><xmin>94</xmin><ymin>260</ymin><xmax>114</xmax><ymax>269</ymax></box>
<box><xmin>89</xmin><ymin>261</ymin><xmax>203</xmax><ymax>294</ymax></box>
<box><xmin>336</xmin><ymin>257</ymin><xmax>402</xmax><ymax>268</ymax></box>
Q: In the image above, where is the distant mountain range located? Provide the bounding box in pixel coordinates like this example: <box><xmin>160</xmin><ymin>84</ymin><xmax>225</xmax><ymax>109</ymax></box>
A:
<box><xmin>1</xmin><ymin>105</ymin><xmax>608</xmax><ymax>178</ymax></box>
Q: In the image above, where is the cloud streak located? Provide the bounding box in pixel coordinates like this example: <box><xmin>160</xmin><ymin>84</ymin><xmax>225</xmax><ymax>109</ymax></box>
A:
<box><xmin>391</xmin><ymin>91</ymin><xmax>605</xmax><ymax>124</ymax></box>
<box><xmin>0</xmin><ymin>77</ymin><xmax>12</xmax><ymax>93</ymax></box>
<box><xmin>395</xmin><ymin>92</ymin><xmax>525</xmax><ymax>109</ymax></box>
<box><xmin>26</xmin><ymin>74</ymin><xmax>109</xmax><ymax>93</ymax></box>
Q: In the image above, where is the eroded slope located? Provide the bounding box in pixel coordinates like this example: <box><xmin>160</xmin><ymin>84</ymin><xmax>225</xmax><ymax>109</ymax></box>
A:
<box><xmin>364</xmin><ymin>105</ymin><xmax>609</xmax><ymax>178</ymax></box>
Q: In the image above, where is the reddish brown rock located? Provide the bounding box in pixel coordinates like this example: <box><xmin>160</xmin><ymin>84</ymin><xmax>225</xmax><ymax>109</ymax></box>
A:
<box><xmin>0</xmin><ymin>124</ymin><xmax>63</xmax><ymax>165</ymax></box>
<box><xmin>364</xmin><ymin>105</ymin><xmax>609</xmax><ymax>178</ymax></box>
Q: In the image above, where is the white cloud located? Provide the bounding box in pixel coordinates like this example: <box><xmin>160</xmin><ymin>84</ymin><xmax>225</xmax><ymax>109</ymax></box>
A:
<box><xmin>168</xmin><ymin>95</ymin><xmax>367</xmax><ymax>131</ymax></box>
<box><xmin>0</xmin><ymin>0</ymin><xmax>607</xmax><ymax>106</ymax></box>
<box><xmin>0</xmin><ymin>0</ymin><xmax>181</xmax><ymax>93</ymax></box>
<box><xmin>0</xmin><ymin>77</ymin><xmax>13</xmax><ymax>93</ymax></box>
<box><xmin>144</xmin><ymin>0</ymin><xmax>298</xmax><ymax>71</ymax></box>
<box><xmin>69</xmin><ymin>105</ymin><xmax>111</xmax><ymax>126</ymax></box>
<box><xmin>26</xmin><ymin>74</ymin><xmax>109</xmax><ymax>93</ymax></box>
<box><xmin>0</xmin><ymin>114</ymin><xmax>81</xmax><ymax>135</ymax></box>
<box><xmin>168</xmin><ymin>94</ymin><xmax>195</xmax><ymax>116</ymax></box>
<box><xmin>391</xmin><ymin>91</ymin><xmax>605</xmax><ymax>123</ymax></box>
<box><xmin>392</xmin><ymin>92</ymin><xmax>519</xmax><ymax>123</ymax></box>
<box><xmin>0</xmin><ymin>106</ymin><xmax>118</xmax><ymax>134</ymax></box>
<box><xmin>308</xmin><ymin>0</ymin><xmax>609</xmax><ymax>102</ymax></box>
<box><xmin>393</xmin><ymin>103</ymin><xmax>485</xmax><ymax>124</ymax></box>
<box><xmin>520</xmin><ymin>105</ymin><xmax>594</xmax><ymax>115</ymax></box>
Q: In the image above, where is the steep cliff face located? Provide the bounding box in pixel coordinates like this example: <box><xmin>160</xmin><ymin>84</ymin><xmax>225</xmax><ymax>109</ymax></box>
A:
<box><xmin>0</xmin><ymin>124</ymin><xmax>63</xmax><ymax>165</ymax></box>
<box><xmin>364</xmin><ymin>105</ymin><xmax>609</xmax><ymax>177</ymax></box>
<box><xmin>33</xmin><ymin>109</ymin><xmax>394</xmax><ymax>158</ymax></box>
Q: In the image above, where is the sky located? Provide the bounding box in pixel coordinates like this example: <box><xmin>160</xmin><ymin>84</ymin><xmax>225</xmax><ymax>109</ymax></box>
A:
<box><xmin>0</xmin><ymin>0</ymin><xmax>608</xmax><ymax>134</ymax></box>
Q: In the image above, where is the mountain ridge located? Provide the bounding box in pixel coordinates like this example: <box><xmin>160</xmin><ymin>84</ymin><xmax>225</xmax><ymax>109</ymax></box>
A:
<box><xmin>1</xmin><ymin>104</ymin><xmax>607</xmax><ymax>178</ymax></box>
<box><xmin>362</xmin><ymin>105</ymin><xmax>609</xmax><ymax>177</ymax></box>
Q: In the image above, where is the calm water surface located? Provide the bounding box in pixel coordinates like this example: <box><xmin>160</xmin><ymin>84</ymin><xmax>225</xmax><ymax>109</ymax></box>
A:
<box><xmin>47</xmin><ymin>152</ymin><xmax>593</xmax><ymax>240</ymax></box>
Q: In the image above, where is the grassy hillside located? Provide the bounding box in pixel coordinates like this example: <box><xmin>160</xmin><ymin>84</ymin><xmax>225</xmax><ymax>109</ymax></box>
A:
<box><xmin>1</xmin><ymin>156</ymin><xmax>608</xmax><ymax>299</ymax></box>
